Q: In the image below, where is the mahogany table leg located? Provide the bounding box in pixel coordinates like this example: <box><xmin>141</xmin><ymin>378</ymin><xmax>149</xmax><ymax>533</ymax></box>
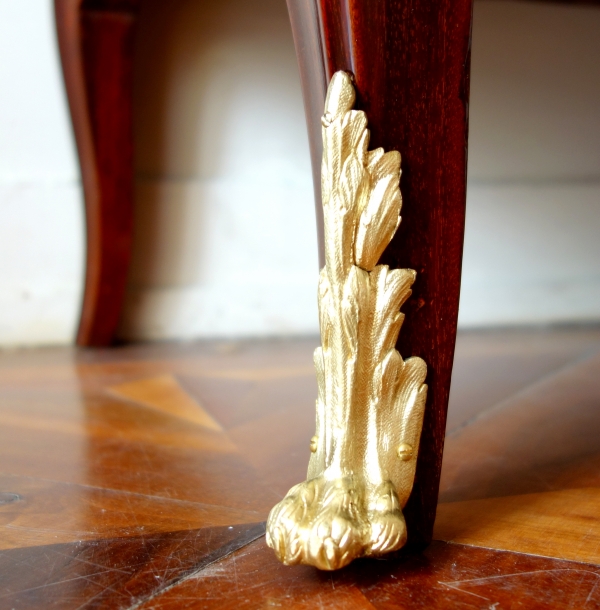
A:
<box><xmin>54</xmin><ymin>0</ymin><xmax>139</xmax><ymax>346</ymax></box>
<box><xmin>286</xmin><ymin>0</ymin><xmax>473</xmax><ymax>548</ymax></box>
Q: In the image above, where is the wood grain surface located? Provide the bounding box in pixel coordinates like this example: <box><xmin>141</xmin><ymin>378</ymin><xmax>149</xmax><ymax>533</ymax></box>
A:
<box><xmin>1</xmin><ymin>327</ymin><xmax>600</xmax><ymax>607</ymax></box>
<box><xmin>139</xmin><ymin>538</ymin><xmax>600</xmax><ymax>610</ymax></box>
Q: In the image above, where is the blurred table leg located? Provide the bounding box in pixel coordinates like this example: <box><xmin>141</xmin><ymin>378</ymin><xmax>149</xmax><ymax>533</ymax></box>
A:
<box><xmin>55</xmin><ymin>0</ymin><xmax>138</xmax><ymax>346</ymax></box>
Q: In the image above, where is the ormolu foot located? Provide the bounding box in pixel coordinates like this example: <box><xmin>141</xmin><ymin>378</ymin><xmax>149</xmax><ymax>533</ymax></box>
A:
<box><xmin>266</xmin><ymin>476</ymin><xmax>407</xmax><ymax>570</ymax></box>
<box><xmin>266</xmin><ymin>71</ymin><xmax>428</xmax><ymax>570</ymax></box>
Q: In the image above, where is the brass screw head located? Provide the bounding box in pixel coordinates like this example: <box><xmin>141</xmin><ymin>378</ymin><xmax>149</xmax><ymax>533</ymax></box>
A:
<box><xmin>309</xmin><ymin>436</ymin><xmax>318</xmax><ymax>453</ymax></box>
<box><xmin>397</xmin><ymin>443</ymin><xmax>413</xmax><ymax>461</ymax></box>
<box><xmin>321</xmin><ymin>112</ymin><xmax>334</xmax><ymax>127</ymax></box>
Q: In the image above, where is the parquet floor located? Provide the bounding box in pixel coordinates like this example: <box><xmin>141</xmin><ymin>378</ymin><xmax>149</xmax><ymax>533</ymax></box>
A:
<box><xmin>1</xmin><ymin>327</ymin><xmax>600</xmax><ymax>608</ymax></box>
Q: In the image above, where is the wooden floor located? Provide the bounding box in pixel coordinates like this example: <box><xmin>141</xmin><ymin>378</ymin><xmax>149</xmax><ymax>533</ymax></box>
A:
<box><xmin>2</xmin><ymin>326</ymin><xmax>600</xmax><ymax>608</ymax></box>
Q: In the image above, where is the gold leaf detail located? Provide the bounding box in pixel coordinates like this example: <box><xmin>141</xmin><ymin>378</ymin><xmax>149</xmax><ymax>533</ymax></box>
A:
<box><xmin>266</xmin><ymin>71</ymin><xmax>428</xmax><ymax>570</ymax></box>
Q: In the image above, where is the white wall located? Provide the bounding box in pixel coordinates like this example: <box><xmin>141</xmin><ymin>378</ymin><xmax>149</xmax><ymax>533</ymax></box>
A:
<box><xmin>461</xmin><ymin>0</ymin><xmax>600</xmax><ymax>326</ymax></box>
<box><xmin>119</xmin><ymin>0</ymin><xmax>318</xmax><ymax>340</ymax></box>
<box><xmin>0</xmin><ymin>0</ymin><xmax>599</xmax><ymax>346</ymax></box>
<box><xmin>0</xmin><ymin>0</ymin><xmax>83</xmax><ymax>346</ymax></box>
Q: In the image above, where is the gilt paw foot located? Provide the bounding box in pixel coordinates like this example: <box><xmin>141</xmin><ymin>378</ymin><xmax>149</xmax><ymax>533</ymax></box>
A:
<box><xmin>266</xmin><ymin>476</ymin><xmax>406</xmax><ymax>570</ymax></box>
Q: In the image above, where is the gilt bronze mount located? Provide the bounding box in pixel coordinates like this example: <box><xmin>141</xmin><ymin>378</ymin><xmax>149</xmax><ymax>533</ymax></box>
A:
<box><xmin>266</xmin><ymin>72</ymin><xmax>428</xmax><ymax>570</ymax></box>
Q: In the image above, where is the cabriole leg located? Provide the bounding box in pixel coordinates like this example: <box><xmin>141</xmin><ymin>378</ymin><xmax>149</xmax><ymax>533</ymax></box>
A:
<box><xmin>55</xmin><ymin>0</ymin><xmax>138</xmax><ymax>346</ymax></box>
<box><xmin>283</xmin><ymin>0</ymin><xmax>473</xmax><ymax>554</ymax></box>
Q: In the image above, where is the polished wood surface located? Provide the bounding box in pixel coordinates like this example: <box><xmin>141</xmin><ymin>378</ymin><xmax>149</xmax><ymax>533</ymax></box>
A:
<box><xmin>2</xmin><ymin>327</ymin><xmax>600</xmax><ymax>607</ymax></box>
<box><xmin>54</xmin><ymin>0</ymin><xmax>138</xmax><ymax>346</ymax></box>
<box><xmin>288</xmin><ymin>0</ymin><xmax>473</xmax><ymax>548</ymax></box>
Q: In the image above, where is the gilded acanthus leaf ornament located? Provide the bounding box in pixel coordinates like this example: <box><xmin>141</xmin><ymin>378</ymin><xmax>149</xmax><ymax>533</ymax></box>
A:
<box><xmin>266</xmin><ymin>72</ymin><xmax>428</xmax><ymax>570</ymax></box>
